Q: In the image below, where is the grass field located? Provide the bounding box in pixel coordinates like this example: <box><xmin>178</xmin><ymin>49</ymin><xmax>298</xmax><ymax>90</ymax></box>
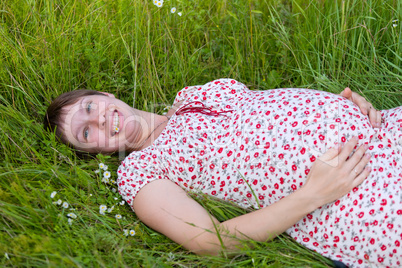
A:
<box><xmin>0</xmin><ymin>0</ymin><xmax>401</xmax><ymax>267</ymax></box>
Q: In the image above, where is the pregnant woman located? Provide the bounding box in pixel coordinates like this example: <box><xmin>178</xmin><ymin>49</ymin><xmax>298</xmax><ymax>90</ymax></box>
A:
<box><xmin>45</xmin><ymin>79</ymin><xmax>401</xmax><ymax>267</ymax></box>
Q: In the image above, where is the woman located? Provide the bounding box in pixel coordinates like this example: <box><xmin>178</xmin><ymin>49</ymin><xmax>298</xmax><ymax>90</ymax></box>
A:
<box><xmin>44</xmin><ymin>79</ymin><xmax>401</xmax><ymax>267</ymax></box>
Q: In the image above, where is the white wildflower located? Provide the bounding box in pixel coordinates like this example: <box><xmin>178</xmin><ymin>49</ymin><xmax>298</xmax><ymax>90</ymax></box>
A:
<box><xmin>178</xmin><ymin>12</ymin><xmax>182</xmax><ymax>16</ymax></box>
<box><xmin>156</xmin><ymin>0</ymin><xmax>163</xmax><ymax>8</ymax></box>
<box><xmin>167</xmin><ymin>252</ymin><xmax>174</xmax><ymax>261</ymax></box>
<box><xmin>67</xmin><ymin>213</ymin><xmax>77</xmax><ymax>219</ymax></box>
<box><xmin>50</xmin><ymin>191</ymin><xmax>57</xmax><ymax>198</ymax></box>
<box><xmin>99</xmin><ymin>204</ymin><xmax>107</xmax><ymax>215</ymax></box>
<box><xmin>94</xmin><ymin>169</ymin><xmax>100</xmax><ymax>174</ymax></box>
<box><xmin>5</xmin><ymin>253</ymin><xmax>9</xmax><ymax>260</ymax></box>
<box><xmin>101</xmin><ymin>177</ymin><xmax>110</xmax><ymax>183</ymax></box>
<box><xmin>99</xmin><ymin>163</ymin><xmax>105</xmax><ymax>169</ymax></box>
<box><xmin>153</xmin><ymin>0</ymin><xmax>158</xmax><ymax>5</ymax></box>
<box><xmin>68</xmin><ymin>218</ymin><xmax>73</xmax><ymax>225</ymax></box>
<box><xmin>129</xmin><ymin>230</ymin><xmax>135</xmax><ymax>236</ymax></box>
<box><xmin>103</xmin><ymin>171</ymin><xmax>111</xmax><ymax>179</ymax></box>
<box><xmin>171</xmin><ymin>7</ymin><xmax>176</xmax><ymax>13</ymax></box>
<box><xmin>62</xmin><ymin>202</ymin><xmax>69</xmax><ymax>209</ymax></box>
<box><xmin>120</xmin><ymin>200</ymin><xmax>125</xmax><ymax>205</ymax></box>
<box><xmin>107</xmin><ymin>205</ymin><xmax>115</xmax><ymax>213</ymax></box>
<box><xmin>102</xmin><ymin>165</ymin><xmax>108</xmax><ymax>171</ymax></box>
<box><xmin>112</xmin><ymin>188</ymin><xmax>116</xmax><ymax>193</ymax></box>
<box><xmin>115</xmin><ymin>214</ymin><xmax>122</xmax><ymax>219</ymax></box>
<box><xmin>393</xmin><ymin>24</ymin><xmax>398</xmax><ymax>28</ymax></box>
<box><xmin>123</xmin><ymin>229</ymin><xmax>129</xmax><ymax>236</ymax></box>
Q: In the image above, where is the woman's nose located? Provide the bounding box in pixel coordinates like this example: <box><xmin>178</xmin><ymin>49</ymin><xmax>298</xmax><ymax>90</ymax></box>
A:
<box><xmin>98</xmin><ymin>113</ymin><xmax>106</xmax><ymax>129</ymax></box>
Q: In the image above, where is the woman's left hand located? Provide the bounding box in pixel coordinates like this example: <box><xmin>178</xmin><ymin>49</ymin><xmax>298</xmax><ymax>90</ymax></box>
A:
<box><xmin>340</xmin><ymin>87</ymin><xmax>382</xmax><ymax>128</ymax></box>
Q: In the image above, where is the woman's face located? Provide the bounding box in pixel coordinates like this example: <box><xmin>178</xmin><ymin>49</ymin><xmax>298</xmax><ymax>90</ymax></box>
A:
<box><xmin>61</xmin><ymin>94</ymin><xmax>140</xmax><ymax>153</ymax></box>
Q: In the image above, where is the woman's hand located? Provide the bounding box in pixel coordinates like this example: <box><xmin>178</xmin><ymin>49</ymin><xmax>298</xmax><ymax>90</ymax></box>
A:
<box><xmin>302</xmin><ymin>137</ymin><xmax>371</xmax><ymax>207</ymax></box>
<box><xmin>340</xmin><ymin>87</ymin><xmax>382</xmax><ymax>128</ymax></box>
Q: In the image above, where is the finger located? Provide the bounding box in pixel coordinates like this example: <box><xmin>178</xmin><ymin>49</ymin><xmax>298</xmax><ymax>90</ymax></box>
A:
<box><xmin>350</xmin><ymin>151</ymin><xmax>371</xmax><ymax>175</ymax></box>
<box><xmin>376</xmin><ymin>110</ymin><xmax>382</xmax><ymax>127</ymax></box>
<box><xmin>319</xmin><ymin>147</ymin><xmax>340</xmax><ymax>162</ymax></box>
<box><xmin>352</xmin><ymin>166</ymin><xmax>372</xmax><ymax>188</ymax></box>
<box><xmin>338</xmin><ymin>137</ymin><xmax>359</xmax><ymax>162</ymax></box>
<box><xmin>340</xmin><ymin>87</ymin><xmax>352</xmax><ymax>99</ymax></box>
<box><xmin>352</xmin><ymin>92</ymin><xmax>370</xmax><ymax>115</ymax></box>
<box><xmin>345</xmin><ymin>143</ymin><xmax>369</xmax><ymax>170</ymax></box>
<box><xmin>368</xmin><ymin>106</ymin><xmax>377</xmax><ymax>127</ymax></box>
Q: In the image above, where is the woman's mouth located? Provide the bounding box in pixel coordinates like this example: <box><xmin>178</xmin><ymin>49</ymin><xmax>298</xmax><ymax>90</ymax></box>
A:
<box><xmin>112</xmin><ymin>110</ymin><xmax>120</xmax><ymax>136</ymax></box>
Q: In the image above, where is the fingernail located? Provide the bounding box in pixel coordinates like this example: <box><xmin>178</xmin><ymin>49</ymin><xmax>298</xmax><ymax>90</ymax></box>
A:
<box><xmin>366</xmin><ymin>166</ymin><xmax>371</xmax><ymax>172</ymax></box>
<box><xmin>364</xmin><ymin>144</ymin><xmax>369</xmax><ymax>150</ymax></box>
<box><xmin>365</xmin><ymin>153</ymin><xmax>371</xmax><ymax>159</ymax></box>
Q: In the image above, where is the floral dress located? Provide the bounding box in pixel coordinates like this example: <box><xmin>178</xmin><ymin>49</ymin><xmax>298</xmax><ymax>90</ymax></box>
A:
<box><xmin>117</xmin><ymin>78</ymin><xmax>402</xmax><ymax>267</ymax></box>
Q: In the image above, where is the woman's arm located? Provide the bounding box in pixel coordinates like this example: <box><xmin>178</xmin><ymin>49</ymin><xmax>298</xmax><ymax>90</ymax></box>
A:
<box><xmin>133</xmin><ymin>137</ymin><xmax>371</xmax><ymax>255</ymax></box>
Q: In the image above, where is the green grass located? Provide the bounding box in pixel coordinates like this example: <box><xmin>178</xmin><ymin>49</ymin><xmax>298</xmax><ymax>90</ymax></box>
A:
<box><xmin>0</xmin><ymin>0</ymin><xmax>401</xmax><ymax>266</ymax></box>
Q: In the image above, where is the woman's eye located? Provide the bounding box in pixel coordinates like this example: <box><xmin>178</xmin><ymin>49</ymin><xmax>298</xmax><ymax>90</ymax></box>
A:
<box><xmin>86</xmin><ymin>102</ymin><xmax>92</xmax><ymax>113</ymax></box>
<box><xmin>84</xmin><ymin>128</ymin><xmax>89</xmax><ymax>140</ymax></box>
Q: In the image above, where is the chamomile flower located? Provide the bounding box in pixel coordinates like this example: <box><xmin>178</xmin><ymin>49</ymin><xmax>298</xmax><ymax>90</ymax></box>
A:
<box><xmin>50</xmin><ymin>191</ymin><xmax>57</xmax><ymax>198</ymax></box>
<box><xmin>102</xmin><ymin>177</ymin><xmax>110</xmax><ymax>183</ymax></box>
<box><xmin>115</xmin><ymin>214</ymin><xmax>122</xmax><ymax>219</ymax></box>
<box><xmin>107</xmin><ymin>205</ymin><xmax>115</xmax><ymax>213</ymax></box>
<box><xmin>153</xmin><ymin>0</ymin><xmax>158</xmax><ymax>5</ymax></box>
<box><xmin>67</xmin><ymin>213</ymin><xmax>77</xmax><ymax>219</ymax></box>
<box><xmin>94</xmin><ymin>169</ymin><xmax>100</xmax><ymax>174</ymax></box>
<box><xmin>99</xmin><ymin>163</ymin><xmax>105</xmax><ymax>169</ymax></box>
<box><xmin>102</xmin><ymin>165</ymin><xmax>108</xmax><ymax>171</ymax></box>
<box><xmin>178</xmin><ymin>12</ymin><xmax>182</xmax><ymax>16</ymax></box>
<box><xmin>120</xmin><ymin>200</ymin><xmax>125</xmax><ymax>205</ymax></box>
<box><xmin>62</xmin><ymin>202</ymin><xmax>69</xmax><ymax>209</ymax></box>
<box><xmin>99</xmin><ymin>204</ymin><xmax>107</xmax><ymax>215</ymax></box>
<box><xmin>55</xmin><ymin>199</ymin><xmax>62</xmax><ymax>205</ymax></box>
<box><xmin>171</xmin><ymin>7</ymin><xmax>176</xmax><ymax>13</ymax></box>
<box><xmin>123</xmin><ymin>229</ymin><xmax>129</xmax><ymax>236</ymax></box>
<box><xmin>68</xmin><ymin>218</ymin><xmax>73</xmax><ymax>225</ymax></box>
<box><xmin>130</xmin><ymin>230</ymin><xmax>136</xmax><ymax>236</ymax></box>
<box><xmin>156</xmin><ymin>0</ymin><xmax>163</xmax><ymax>8</ymax></box>
<box><xmin>103</xmin><ymin>171</ymin><xmax>111</xmax><ymax>179</ymax></box>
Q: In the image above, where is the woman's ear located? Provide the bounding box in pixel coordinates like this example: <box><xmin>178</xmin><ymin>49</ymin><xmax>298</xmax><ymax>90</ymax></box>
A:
<box><xmin>101</xmin><ymin>92</ymin><xmax>115</xmax><ymax>98</ymax></box>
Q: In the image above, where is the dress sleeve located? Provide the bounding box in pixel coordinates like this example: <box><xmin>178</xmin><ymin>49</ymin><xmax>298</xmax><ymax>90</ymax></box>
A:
<box><xmin>117</xmin><ymin>151</ymin><xmax>167</xmax><ymax>209</ymax></box>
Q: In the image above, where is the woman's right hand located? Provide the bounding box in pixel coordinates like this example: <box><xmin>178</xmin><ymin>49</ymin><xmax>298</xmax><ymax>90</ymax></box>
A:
<box><xmin>302</xmin><ymin>137</ymin><xmax>372</xmax><ymax>207</ymax></box>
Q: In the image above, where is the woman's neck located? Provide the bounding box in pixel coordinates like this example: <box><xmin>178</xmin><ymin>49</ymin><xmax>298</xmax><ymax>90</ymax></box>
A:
<box><xmin>126</xmin><ymin>102</ymin><xmax>183</xmax><ymax>152</ymax></box>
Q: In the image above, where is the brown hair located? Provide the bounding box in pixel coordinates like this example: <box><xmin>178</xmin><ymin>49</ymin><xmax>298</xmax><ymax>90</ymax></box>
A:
<box><xmin>44</xmin><ymin>90</ymin><xmax>106</xmax><ymax>145</ymax></box>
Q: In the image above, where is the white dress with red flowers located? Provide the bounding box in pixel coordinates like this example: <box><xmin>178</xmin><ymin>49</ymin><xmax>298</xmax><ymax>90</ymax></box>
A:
<box><xmin>117</xmin><ymin>78</ymin><xmax>402</xmax><ymax>267</ymax></box>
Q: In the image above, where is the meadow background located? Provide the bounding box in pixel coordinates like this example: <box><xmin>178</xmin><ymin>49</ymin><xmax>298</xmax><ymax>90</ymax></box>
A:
<box><xmin>0</xmin><ymin>0</ymin><xmax>401</xmax><ymax>267</ymax></box>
